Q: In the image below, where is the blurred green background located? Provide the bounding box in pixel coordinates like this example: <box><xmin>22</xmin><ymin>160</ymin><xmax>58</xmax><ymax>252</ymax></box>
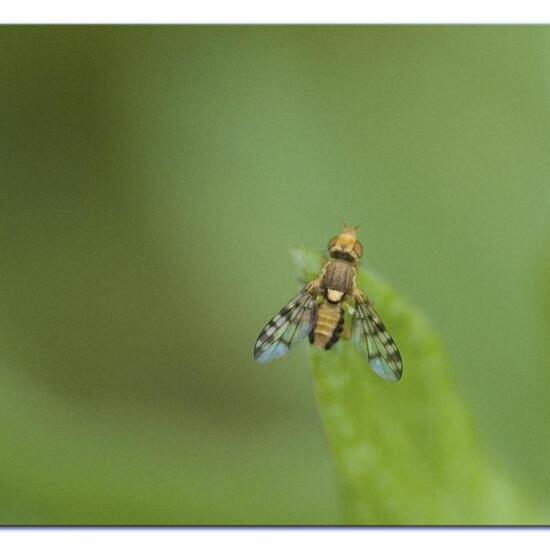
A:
<box><xmin>1</xmin><ymin>25</ymin><xmax>550</xmax><ymax>524</ymax></box>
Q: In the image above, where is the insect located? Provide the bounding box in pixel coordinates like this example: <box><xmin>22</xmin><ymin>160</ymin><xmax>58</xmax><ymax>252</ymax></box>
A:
<box><xmin>253</xmin><ymin>225</ymin><xmax>403</xmax><ymax>381</ymax></box>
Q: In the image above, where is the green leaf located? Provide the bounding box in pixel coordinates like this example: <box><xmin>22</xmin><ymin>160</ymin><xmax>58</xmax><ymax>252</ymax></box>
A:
<box><xmin>292</xmin><ymin>248</ymin><xmax>538</xmax><ymax>525</ymax></box>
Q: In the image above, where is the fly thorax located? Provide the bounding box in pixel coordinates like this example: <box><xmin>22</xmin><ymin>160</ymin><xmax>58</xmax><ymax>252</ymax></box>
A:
<box><xmin>322</xmin><ymin>260</ymin><xmax>354</xmax><ymax>299</ymax></box>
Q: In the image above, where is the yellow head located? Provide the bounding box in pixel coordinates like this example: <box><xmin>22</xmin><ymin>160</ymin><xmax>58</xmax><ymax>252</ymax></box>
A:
<box><xmin>327</xmin><ymin>224</ymin><xmax>363</xmax><ymax>263</ymax></box>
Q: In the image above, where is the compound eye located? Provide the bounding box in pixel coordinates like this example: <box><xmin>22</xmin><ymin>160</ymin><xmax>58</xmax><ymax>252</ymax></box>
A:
<box><xmin>327</xmin><ymin>237</ymin><xmax>338</xmax><ymax>250</ymax></box>
<box><xmin>353</xmin><ymin>240</ymin><xmax>363</xmax><ymax>257</ymax></box>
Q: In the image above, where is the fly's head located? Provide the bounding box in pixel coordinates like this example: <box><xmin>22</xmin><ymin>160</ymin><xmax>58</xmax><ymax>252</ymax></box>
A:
<box><xmin>327</xmin><ymin>224</ymin><xmax>363</xmax><ymax>263</ymax></box>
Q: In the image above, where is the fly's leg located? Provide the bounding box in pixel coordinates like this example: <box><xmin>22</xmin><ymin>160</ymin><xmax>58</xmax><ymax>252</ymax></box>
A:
<box><xmin>305</xmin><ymin>262</ymin><xmax>329</xmax><ymax>297</ymax></box>
<box><xmin>351</xmin><ymin>272</ymin><xmax>368</xmax><ymax>305</ymax></box>
<box><xmin>352</xmin><ymin>287</ymin><xmax>366</xmax><ymax>304</ymax></box>
<box><xmin>306</xmin><ymin>278</ymin><xmax>321</xmax><ymax>296</ymax></box>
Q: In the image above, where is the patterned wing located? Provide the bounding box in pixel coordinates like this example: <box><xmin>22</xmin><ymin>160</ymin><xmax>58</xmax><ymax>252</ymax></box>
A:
<box><xmin>351</xmin><ymin>298</ymin><xmax>403</xmax><ymax>382</ymax></box>
<box><xmin>254</xmin><ymin>288</ymin><xmax>316</xmax><ymax>364</ymax></box>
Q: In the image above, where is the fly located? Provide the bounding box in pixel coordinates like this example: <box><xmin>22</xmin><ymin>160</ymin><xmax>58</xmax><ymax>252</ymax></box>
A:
<box><xmin>253</xmin><ymin>225</ymin><xmax>403</xmax><ymax>381</ymax></box>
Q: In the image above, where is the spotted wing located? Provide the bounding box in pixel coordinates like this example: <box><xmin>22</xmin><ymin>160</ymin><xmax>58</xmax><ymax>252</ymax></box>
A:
<box><xmin>351</xmin><ymin>298</ymin><xmax>403</xmax><ymax>381</ymax></box>
<box><xmin>254</xmin><ymin>288</ymin><xmax>316</xmax><ymax>364</ymax></box>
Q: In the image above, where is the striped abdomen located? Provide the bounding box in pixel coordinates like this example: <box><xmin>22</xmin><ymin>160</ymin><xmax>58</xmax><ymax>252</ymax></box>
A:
<box><xmin>309</xmin><ymin>301</ymin><xmax>345</xmax><ymax>350</ymax></box>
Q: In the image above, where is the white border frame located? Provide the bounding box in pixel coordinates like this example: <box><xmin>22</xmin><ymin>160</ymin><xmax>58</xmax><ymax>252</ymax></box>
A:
<box><xmin>1</xmin><ymin>527</ymin><xmax>550</xmax><ymax>550</ymax></box>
